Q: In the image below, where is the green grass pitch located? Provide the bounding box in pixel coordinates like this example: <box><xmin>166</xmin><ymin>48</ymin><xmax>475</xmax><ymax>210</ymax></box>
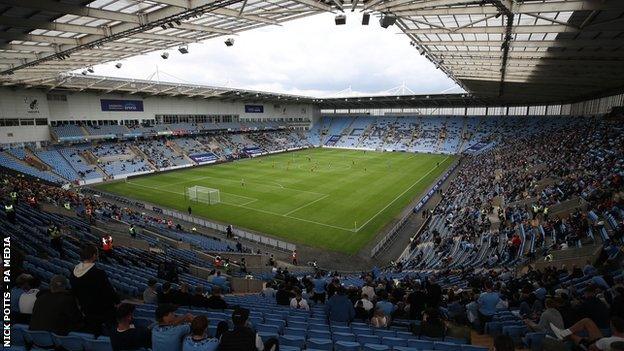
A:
<box><xmin>95</xmin><ymin>148</ymin><xmax>455</xmax><ymax>254</ymax></box>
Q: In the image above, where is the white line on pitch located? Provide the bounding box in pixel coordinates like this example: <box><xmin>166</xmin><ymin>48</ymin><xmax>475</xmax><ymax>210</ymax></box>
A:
<box><xmin>283</xmin><ymin>194</ymin><xmax>330</xmax><ymax>216</ymax></box>
<box><xmin>353</xmin><ymin>155</ymin><xmax>451</xmax><ymax>232</ymax></box>
<box><xmin>125</xmin><ymin>182</ymin><xmax>353</xmax><ymax>232</ymax></box>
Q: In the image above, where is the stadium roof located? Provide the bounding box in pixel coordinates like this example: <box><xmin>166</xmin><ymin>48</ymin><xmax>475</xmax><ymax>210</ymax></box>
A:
<box><xmin>30</xmin><ymin>73</ymin><xmax>318</xmax><ymax>103</ymax></box>
<box><xmin>1</xmin><ymin>0</ymin><xmax>623</xmax><ymax>106</ymax></box>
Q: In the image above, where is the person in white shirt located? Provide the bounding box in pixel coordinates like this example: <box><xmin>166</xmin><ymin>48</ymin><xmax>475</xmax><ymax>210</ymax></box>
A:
<box><xmin>356</xmin><ymin>293</ymin><xmax>374</xmax><ymax>312</ymax></box>
<box><xmin>361</xmin><ymin>281</ymin><xmax>376</xmax><ymax>302</ymax></box>
<box><xmin>18</xmin><ymin>275</ymin><xmax>40</xmax><ymax>317</ymax></box>
<box><xmin>290</xmin><ymin>292</ymin><xmax>310</xmax><ymax>311</ymax></box>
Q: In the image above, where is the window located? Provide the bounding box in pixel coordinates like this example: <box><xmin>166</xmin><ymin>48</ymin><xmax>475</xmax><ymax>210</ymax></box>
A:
<box><xmin>35</xmin><ymin>118</ymin><xmax>48</xmax><ymax>126</ymax></box>
<box><xmin>0</xmin><ymin>119</ymin><xmax>19</xmax><ymax>126</ymax></box>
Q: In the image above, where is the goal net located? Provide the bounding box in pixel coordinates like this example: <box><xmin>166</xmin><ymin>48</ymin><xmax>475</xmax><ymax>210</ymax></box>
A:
<box><xmin>186</xmin><ymin>186</ymin><xmax>220</xmax><ymax>205</ymax></box>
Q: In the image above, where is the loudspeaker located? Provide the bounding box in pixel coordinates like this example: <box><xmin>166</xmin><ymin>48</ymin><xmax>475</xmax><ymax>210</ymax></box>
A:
<box><xmin>362</xmin><ymin>13</ymin><xmax>370</xmax><ymax>25</ymax></box>
<box><xmin>379</xmin><ymin>14</ymin><xmax>396</xmax><ymax>28</ymax></box>
<box><xmin>335</xmin><ymin>15</ymin><xmax>346</xmax><ymax>25</ymax></box>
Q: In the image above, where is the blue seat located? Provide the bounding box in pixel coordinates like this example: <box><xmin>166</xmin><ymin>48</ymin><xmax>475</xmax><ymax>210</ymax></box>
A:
<box><xmin>307</xmin><ymin>338</ymin><xmax>333</xmax><ymax>351</ymax></box>
<box><xmin>289</xmin><ymin>321</ymin><xmax>308</xmax><ymax>329</ymax></box>
<box><xmin>284</xmin><ymin>327</ymin><xmax>307</xmax><ymax>337</ymax></box>
<box><xmin>256</xmin><ymin>324</ymin><xmax>280</xmax><ymax>334</ymax></box>
<box><xmin>53</xmin><ymin>334</ymin><xmax>85</xmax><ymax>351</ymax></box>
<box><xmin>335</xmin><ymin>341</ymin><xmax>361</xmax><ymax>351</ymax></box>
<box><xmin>353</xmin><ymin>327</ymin><xmax>373</xmax><ymax>336</ymax></box>
<box><xmin>357</xmin><ymin>334</ymin><xmax>381</xmax><ymax>345</ymax></box>
<box><xmin>332</xmin><ymin>326</ymin><xmax>352</xmax><ymax>333</ymax></box>
<box><xmin>11</xmin><ymin>324</ymin><xmax>28</xmax><ymax>346</ymax></box>
<box><xmin>445</xmin><ymin>337</ymin><xmax>467</xmax><ymax>345</ymax></box>
<box><xmin>279</xmin><ymin>335</ymin><xmax>305</xmax><ymax>348</ymax></box>
<box><xmin>84</xmin><ymin>337</ymin><xmax>112</xmax><ymax>351</ymax></box>
<box><xmin>308</xmin><ymin>330</ymin><xmax>331</xmax><ymax>339</ymax></box>
<box><xmin>397</xmin><ymin>331</ymin><xmax>418</xmax><ymax>340</ymax></box>
<box><xmin>435</xmin><ymin>341</ymin><xmax>460</xmax><ymax>351</ymax></box>
<box><xmin>24</xmin><ymin>330</ymin><xmax>55</xmax><ymax>349</ymax></box>
<box><xmin>394</xmin><ymin>347</ymin><xmax>422</xmax><ymax>351</ymax></box>
<box><xmin>485</xmin><ymin>322</ymin><xmax>502</xmax><ymax>336</ymax></box>
<box><xmin>383</xmin><ymin>336</ymin><xmax>408</xmax><ymax>347</ymax></box>
<box><xmin>257</xmin><ymin>332</ymin><xmax>278</xmax><ymax>343</ymax></box>
<box><xmin>364</xmin><ymin>344</ymin><xmax>391</xmax><ymax>351</ymax></box>
<box><xmin>279</xmin><ymin>346</ymin><xmax>300</xmax><ymax>351</ymax></box>
<box><xmin>408</xmin><ymin>339</ymin><xmax>435</xmax><ymax>349</ymax></box>
<box><xmin>333</xmin><ymin>332</ymin><xmax>356</xmax><ymax>342</ymax></box>
<box><xmin>375</xmin><ymin>329</ymin><xmax>396</xmax><ymax>338</ymax></box>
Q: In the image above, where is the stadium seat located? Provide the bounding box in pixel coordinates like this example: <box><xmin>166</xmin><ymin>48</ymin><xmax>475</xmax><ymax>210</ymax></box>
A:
<box><xmin>523</xmin><ymin>332</ymin><xmax>546</xmax><ymax>351</ymax></box>
<box><xmin>357</xmin><ymin>334</ymin><xmax>381</xmax><ymax>345</ymax></box>
<box><xmin>333</xmin><ymin>332</ymin><xmax>357</xmax><ymax>342</ymax></box>
<box><xmin>383</xmin><ymin>336</ymin><xmax>408</xmax><ymax>347</ymax></box>
<box><xmin>279</xmin><ymin>335</ymin><xmax>305</xmax><ymax>348</ymax></box>
<box><xmin>84</xmin><ymin>337</ymin><xmax>113</xmax><ymax>351</ymax></box>
<box><xmin>284</xmin><ymin>327</ymin><xmax>307</xmax><ymax>337</ymax></box>
<box><xmin>435</xmin><ymin>341</ymin><xmax>460</xmax><ymax>351</ymax></box>
<box><xmin>335</xmin><ymin>341</ymin><xmax>361</xmax><ymax>351</ymax></box>
<box><xmin>11</xmin><ymin>324</ymin><xmax>28</xmax><ymax>346</ymax></box>
<box><xmin>52</xmin><ymin>334</ymin><xmax>85</xmax><ymax>351</ymax></box>
<box><xmin>444</xmin><ymin>337</ymin><xmax>467</xmax><ymax>344</ymax></box>
<box><xmin>408</xmin><ymin>339</ymin><xmax>435</xmax><ymax>349</ymax></box>
<box><xmin>363</xmin><ymin>344</ymin><xmax>391</xmax><ymax>351</ymax></box>
<box><xmin>307</xmin><ymin>338</ymin><xmax>333</xmax><ymax>350</ymax></box>
<box><xmin>24</xmin><ymin>330</ymin><xmax>55</xmax><ymax>349</ymax></box>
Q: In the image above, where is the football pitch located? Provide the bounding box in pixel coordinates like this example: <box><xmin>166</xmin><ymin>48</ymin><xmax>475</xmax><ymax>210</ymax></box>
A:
<box><xmin>95</xmin><ymin>148</ymin><xmax>455</xmax><ymax>254</ymax></box>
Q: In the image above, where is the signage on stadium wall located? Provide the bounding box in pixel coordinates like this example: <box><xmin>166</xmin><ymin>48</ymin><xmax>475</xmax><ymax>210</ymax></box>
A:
<box><xmin>23</xmin><ymin>96</ymin><xmax>40</xmax><ymax>114</ymax></box>
<box><xmin>189</xmin><ymin>152</ymin><xmax>218</xmax><ymax>164</ymax></box>
<box><xmin>245</xmin><ymin>105</ymin><xmax>264</xmax><ymax>113</ymax></box>
<box><xmin>243</xmin><ymin>147</ymin><xmax>263</xmax><ymax>156</ymax></box>
<box><xmin>100</xmin><ymin>99</ymin><xmax>144</xmax><ymax>112</ymax></box>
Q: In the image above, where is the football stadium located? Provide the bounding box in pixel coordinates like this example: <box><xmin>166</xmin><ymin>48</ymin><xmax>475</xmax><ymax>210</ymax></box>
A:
<box><xmin>1</xmin><ymin>1</ymin><xmax>624</xmax><ymax>351</ymax></box>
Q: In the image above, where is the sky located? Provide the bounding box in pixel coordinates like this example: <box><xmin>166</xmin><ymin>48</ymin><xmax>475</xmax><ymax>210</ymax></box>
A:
<box><xmin>84</xmin><ymin>12</ymin><xmax>462</xmax><ymax>97</ymax></box>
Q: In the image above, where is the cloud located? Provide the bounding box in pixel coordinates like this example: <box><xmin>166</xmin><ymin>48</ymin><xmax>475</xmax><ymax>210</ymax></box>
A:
<box><xmin>84</xmin><ymin>12</ymin><xmax>461</xmax><ymax>96</ymax></box>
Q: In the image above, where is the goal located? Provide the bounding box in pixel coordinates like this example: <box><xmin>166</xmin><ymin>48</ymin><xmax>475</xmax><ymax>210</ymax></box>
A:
<box><xmin>185</xmin><ymin>186</ymin><xmax>220</xmax><ymax>205</ymax></box>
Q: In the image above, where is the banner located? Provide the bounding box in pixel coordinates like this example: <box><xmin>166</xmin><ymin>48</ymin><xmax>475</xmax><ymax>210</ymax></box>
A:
<box><xmin>23</xmin><ymin>96</ymin><xmax>40</xmax><ymax>114</ymax></box>
<box><xmin>243</xmin><ymin>147</ymin><xmax>263</xmax><ymax>156</ymax></box>
<box><xmin>189</xmin><ymin>152</ymin><xmax>218</xmax><ymax>164</ymax></box>
<box><xmin>245</xmin><ymin>105</ymin><xmax>264</xmax><ymax>113</ymax></box>
<box><xmin>101</xmin><ymin>99</ymin><xmax>144</xmax><ymax>112</ymax></box>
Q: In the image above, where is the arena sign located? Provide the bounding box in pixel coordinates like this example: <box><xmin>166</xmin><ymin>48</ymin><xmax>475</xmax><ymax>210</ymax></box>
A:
<box><xmin>244</xmin><ymin>104</ymin><xmax>264</xmax><ymax>113</ymax></box>
<box><xmin>101</xmin><ymin>99</ymin><xmax>144</xmax><ymax>112</ymax></box>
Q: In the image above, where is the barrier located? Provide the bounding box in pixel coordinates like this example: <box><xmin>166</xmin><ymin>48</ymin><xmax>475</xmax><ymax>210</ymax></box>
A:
<box><xmin>83</xmin><ymin>188</ymin><xmax>296</xmax><ymax>253</ymax></box>
<box><xmin>370</xmin><ymin>159</ymin><xmax>460</xmax><ymax>257</ymax></box>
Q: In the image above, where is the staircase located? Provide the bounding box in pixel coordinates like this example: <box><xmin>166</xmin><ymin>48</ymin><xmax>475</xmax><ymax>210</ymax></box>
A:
<box><xmin>130</xmin><ymin>145</ymin><xmax>158</xmax><ymax>171</ymax></box>
<box><xmin>168</xmin><ymin>141</ymin><xmax>196</xmax><ymax>165</ymax></box>
<box><xmin>81</xmin><ymin>150</ymin><xmax>109</xmax><ymax>178</ymax></box>
<box><xmin>23</xmin><ymin>147</ymin><xmax>52</xmax><ymax>171</ymax></box>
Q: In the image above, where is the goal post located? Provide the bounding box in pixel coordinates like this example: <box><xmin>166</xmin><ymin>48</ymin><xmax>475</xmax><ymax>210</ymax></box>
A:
<box><xmin>185</xmin><ymin>186</ymin><xmax>220</xmax><ymax>205</ymax></box>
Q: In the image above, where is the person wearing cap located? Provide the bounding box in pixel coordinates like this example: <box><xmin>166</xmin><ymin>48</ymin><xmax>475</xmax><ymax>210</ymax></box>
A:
<box><xmin>29</xmin><ymin>275</ymin><xmax>84</xmax><ymax>336</ymax></box>
<box><xmin>70</xmin><ymin>244</ymin><xmax>120</xmax><ymax>334</ymax></box>
<box><xmin>219</xmin><ymin>308</ymin><xmax>274</xmax><ymax>351</ymax></box>
<box><xmin>151</xmin><ymin>303</ymin><xmax>194</xmax><ymax>351</ymax></box>
<box><xmin>110</xmin><ymin>303</ymin><xmax>152</xmax><ymax>351</ymax></box>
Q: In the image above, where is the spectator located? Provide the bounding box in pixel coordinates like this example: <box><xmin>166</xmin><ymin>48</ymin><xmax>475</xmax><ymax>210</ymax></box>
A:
<box><xmin>325</xmin><ymin>287</ymin><xmax>355</xmax><ymax>324</ymax></box>
<box><xmin>477</xmin><ymin>281</ymin><xmax>500</xmax><ymax>333</ymax></box>
<box><xmin>375</xmin><ymin>291</ymin><xmax>396</xmax><ymax>319</ymax></box>
<box><xmin>110</xmin><ymin>303</ymin><xmax>152</xmax><ymax>351</ymax></box>
<box><xmin>190</xmin><ymin>286</ymin><xmax>209</xmax><ymax>308</ymax></box>
<box><xmin>152</xmin><ymin>304</ymin><xmax>194</xmax><ymax>351</ymax></box>
<box><xmin>290</xmin><ymin>291</ymin><xmax>310</xmax><ymax>311</ymax></box>
<box><xmin>276</xmin><ymin>284</ymin><xmax>293</xmax><ymax>306</ymax></box>
<box><xmin>219</xmin><ymin>308</ymin><xmax>276</xmax><ymax>351</ymax></box>
<box><xmin>30</xmin><ymin>275</ymin><xmax>83</xmax><ymax>336</ymax></box>
<box><xmin>10</xmin><ymin>273</ymin><xmax>30</xmax><ymax>321</ymax></box>
<box><xmin>261</xmin><ymin>282</ymin><xmax>276</xmax><ymax>299</ymax></box>
<box><xmin>419</xmin><ymin>308</ymin><xmax>446</xmax><ymax>339</ymax></box>
<box><xmin>312</xmin><ymin>273</ymin><xmax>327</xmax><ymax>304</ymax></box>
<box><xmin>551</xmin><ymin>316</ymin><xmax>624</xmax><ymax>351</ymax></box>
<box><xmin>159</xmin><ymin>282</ymin><xmax>176</xmax><ymax>304</ymax></box>
<box><xmin>371</xmin><ymin>308</ymin><xmax>389</xmax><ymax>328</ymax></box>
<box><xmin>356</xmin><ymin>293</ymin><xmax>374</xmax><ymax>312</ymax></box>
<box><xmin>143</xmin><ymin>278</ymin><xmax>158</xmax><ymax>304</ymax></box>
<box><xmin>70</xmin><ymin>244</ymin><xmax>120</xmax><ymax>334</ymax></box>
<box><xmin>183</xmin><ymin>316</ymin><xmax>219</xmax><ymax>351</ymax></box>
<box><xmin>212</xmin><ymin>271</ymin><xmax>227</xmax><ymax>287</ymax></box>
<box><xmin>206</xmin><ymin>286</ymin><xmax>228</xmax><ymax>310</ymax></box>
<box><xmin>17</xmin><ymin>275</ymin><xmax>40</xmax><ymax>323</ymax></box>
<box><xmin>576</xmin><ymin>285</ymin><xmax>611</xmax><ymax>329</ymax></box>
<box><xmin>523</xmin><ymin>298</ymin><xmax>564</xmax><ymax>337</ymax></box>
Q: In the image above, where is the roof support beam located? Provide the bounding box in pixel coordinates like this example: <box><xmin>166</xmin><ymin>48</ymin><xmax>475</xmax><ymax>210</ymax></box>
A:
<box><xmin>407</xmin><ymin>24</ymin><xmax>582</xmax><ymax>35</ymax></box>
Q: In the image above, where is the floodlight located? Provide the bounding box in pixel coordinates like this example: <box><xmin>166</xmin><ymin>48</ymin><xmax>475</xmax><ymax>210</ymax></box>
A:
<box><xmin>335</xmin><ymin>15</ymin><xmax>346</xmax><ymax>25</ymax></box>
<box><xmin>161</xmin><ymin>52</ymin><xmax>169</xmax><ymax>59</ymax></box>
<box><xmin>225</xmin><ymin>38</ymin><xmax>234</xmax><ymax>46</ymax></box>
<box><xmin>362</xmin><ymin>13</ymin><xmax>370</xmax><ymax>25</ymax></box>
<box><xmin>178</xmin><ymin>45</ymin><xmax>189</xmax><ymax>54</ymax></box>
<box><xmin>87</xmin><ymin>67</ymin><xmax>94</xmax><ymax>73</ymax></box>
<box><xmin>115</xmin><ymin>62</ymin><xmax>122</xmax><ymax>69</ymax></box>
